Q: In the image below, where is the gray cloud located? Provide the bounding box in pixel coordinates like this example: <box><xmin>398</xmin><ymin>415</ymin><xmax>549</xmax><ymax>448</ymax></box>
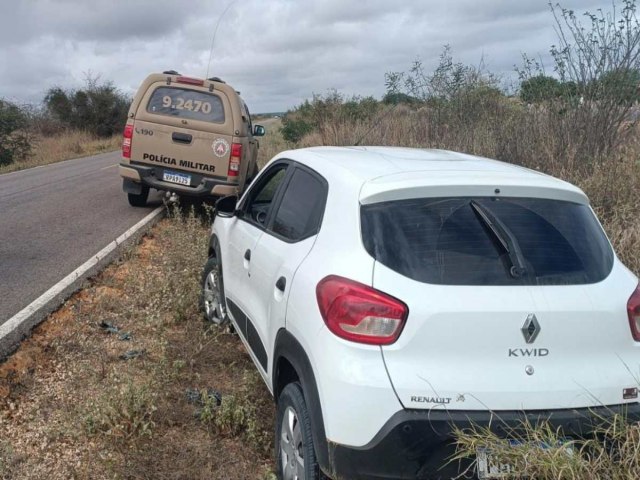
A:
<box><xmin>0</xmin><ymin>0</ymin><xmax>619</xmax><ymax>112</ymax></box>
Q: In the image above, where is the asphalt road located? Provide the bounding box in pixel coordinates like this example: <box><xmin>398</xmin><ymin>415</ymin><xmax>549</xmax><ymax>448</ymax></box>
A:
<box><xmin>0</xmin><ymin>151</ymin><xmax>162</xmax><ymax>324</ymax></box>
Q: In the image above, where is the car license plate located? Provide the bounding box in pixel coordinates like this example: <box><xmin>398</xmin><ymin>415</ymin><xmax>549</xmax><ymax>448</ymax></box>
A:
<box><xmin>163</xmin><ymin>171</ymin><xmax>191</xmax><ymax>186</ymax></box>
<box><xmin>476</xmin><ymin>440</ymin><xmax>572</xmax><ymax>479</ymax></box>
<box><xmin>476</xmin><ymin>447</ymin><xmax>513</xmax><ymax>479</ymax></box>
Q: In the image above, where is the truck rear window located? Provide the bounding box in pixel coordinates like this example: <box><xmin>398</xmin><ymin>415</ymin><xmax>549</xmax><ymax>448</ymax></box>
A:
<box><xmin>361</xmin><ymin>197</ymin><xmax>614</xmax><ymax>286</ymax></box>
<box><xmin>146</xmin><ymin>87</ymin><xmax>225</xmax><ymax>123</ymax></box>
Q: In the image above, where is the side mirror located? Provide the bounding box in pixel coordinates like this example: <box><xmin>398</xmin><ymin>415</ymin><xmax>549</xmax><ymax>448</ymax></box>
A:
<box><xmin>215</xmin><ymin>195</ymin><xmax>239</xmax><ymax>217</ymax></box>
<box><xmin>253</xmin><ymin>124</ymin><xmax>266</xmax><ymax>137</ymax></box>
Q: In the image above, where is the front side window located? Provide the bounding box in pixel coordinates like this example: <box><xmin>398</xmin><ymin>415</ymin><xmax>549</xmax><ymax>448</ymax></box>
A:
<box><xmin>243</xmin><ymin>165</ymin><xmax>288</xmax><ymax>226</ymax></box>
<box><xmin>361</xmin><ymin>196</ymin><xmax>614</xmax><ymax>286</ymax></box>
<box><xmin>147</xmin><ymin>87</ymin><xmax>225</xmax><ymax>123</ymax></box>
<box><xmin>271</xmin><ymin>168</ymin><xmax>327</xmax><ymax>241</ymax></box>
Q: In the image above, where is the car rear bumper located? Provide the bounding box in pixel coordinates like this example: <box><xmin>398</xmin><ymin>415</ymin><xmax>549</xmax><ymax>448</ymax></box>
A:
<box><xmin>120</xmin><ymin>162</ymin><xmax>238</xmax><ymax>197</ymax></box>
<box><xmin>327</xmin><ymin>403</ymin><xmax>640</xmax><ymax>480</ymax></box>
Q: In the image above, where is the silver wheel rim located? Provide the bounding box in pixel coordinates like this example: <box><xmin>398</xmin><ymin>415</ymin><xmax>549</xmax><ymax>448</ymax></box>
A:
<box><xmin>203</xmin><ymin>267</ymin><xmax>225</xmax><ymax>324</ymax></box>
<box><xmin>280</xmin><ymin>406</ymin><xmax>305</xmax><ymax>480</ymax></box>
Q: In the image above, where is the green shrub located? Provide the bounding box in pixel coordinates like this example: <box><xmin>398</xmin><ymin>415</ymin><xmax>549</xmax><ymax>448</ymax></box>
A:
<box><xmin>0</xmin><ymin>99</ymin><xmax>31</xmax><ymax>166</ymax></box>
<box><xmin>44</xmin><ymin>75</ymin><xmax>130</xmax><ymax>138</ymax></box>
<box><xmin>85</xmin><ymin>381</ymin><xmax>156</xmax><ymax>440</ymax></box>
<box><xmin>280</xmin><ymin>114</ymin><xmax>314</xmax><ymax>143</ymax></box>
<box><xmin>281</xmin><ymin>90</ymin><xmax>382</xmax><ymax>144</ymax></box>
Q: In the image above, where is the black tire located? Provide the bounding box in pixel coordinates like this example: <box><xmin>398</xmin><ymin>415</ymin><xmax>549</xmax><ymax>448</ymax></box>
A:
<box><xmin>276</xmin><ymin>382</ymin><xmax>321</xmax><ymax>480</ymax></box>
<box><xmin>200</xmin><ymin>255</ymin><xmax>228</xmax><ymax>325</ymax></box>
<box><xmin>127</xmin><ymin>186</ymin><xmax>149</xmax><ymax>207</ymax></box>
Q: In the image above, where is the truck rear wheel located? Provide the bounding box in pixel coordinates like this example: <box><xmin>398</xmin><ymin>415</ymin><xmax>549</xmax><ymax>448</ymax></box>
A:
<box><xmin>127</xmin><ymin>186</ymin><xmax>149</xmax><ymax>207</ymax></box>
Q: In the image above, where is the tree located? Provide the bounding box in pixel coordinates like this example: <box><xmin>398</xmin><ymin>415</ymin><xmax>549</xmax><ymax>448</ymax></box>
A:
<box><xmin>0</xmin><ymin>99</ymin><xmax>31</xmax><ymax>166</ymax></box>
<box><xmin>595</xmin><ymin>68</ymin><xmax>640</xmax><ymax>103</ymax></box>
<box><xmin>385</xmin><ymin>45</ymin><xmax>501</xmax><ymax>102</ymax></box>
<box><xmin>520</xmin><ymin>75</ymin><xmax>563</xmax><ymax>103</ymax></box>
<box><xmin>545</xmin><ymin>0</ymin><xmax>640</xmax><ymax>158</ymax></box>
<box><xmin>382</xmin><ymin>92</ymin><xmax>419</xmax><ymax>105</ymax></box>
<box><xmin>44</xmin><ymin>75</ymin><xmax>130</xmax><ymax>137</ymax></box>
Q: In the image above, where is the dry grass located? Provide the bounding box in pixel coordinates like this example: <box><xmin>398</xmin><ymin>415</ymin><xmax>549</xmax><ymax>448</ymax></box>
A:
<box><xmin>452</xmin><ymin>413</ymin><xmax>640</xmax><ymax>479</ymax></box>
<box><xmin>0</xmin><ymin>208</ymin><xmax>275</xmax><ymax>479</ymax></box>
<box><xmin>257</xmin><ymin>118</ymin><xmax>286</xmax><ymax>168</ymax></box>
<box><xmin>0</xmin><ymin>130</ymin><xmax>120</xmax><ymax>174</ymax></box>
<box><xmin>297</xmin><ymin>103</ymin><xmax>640</xmax><ymax>276</ymax></box>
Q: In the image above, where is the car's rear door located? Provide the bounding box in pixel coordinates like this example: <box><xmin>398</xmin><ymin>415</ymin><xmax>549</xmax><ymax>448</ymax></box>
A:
<box><xmin>246</xmin><ymin>164</ymin><xmax>328</xmax><ymax>380</ymax></box>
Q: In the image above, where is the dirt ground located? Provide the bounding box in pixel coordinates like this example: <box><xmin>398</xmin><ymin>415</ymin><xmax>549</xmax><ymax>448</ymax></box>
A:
<box><xmin>0</xmin><ymin>212</ymin><xmax>275</xmax><ymax>479</ymax></box>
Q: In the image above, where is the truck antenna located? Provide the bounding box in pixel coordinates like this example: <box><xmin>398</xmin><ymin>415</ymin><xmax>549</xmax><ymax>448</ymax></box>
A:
<box><xmin>206</xmin><ymin>1</ymin><xmax>238</xmax><ymax>79</ymax></box>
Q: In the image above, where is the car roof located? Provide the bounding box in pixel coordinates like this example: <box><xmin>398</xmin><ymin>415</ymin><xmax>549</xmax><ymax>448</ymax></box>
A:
<box><xmin>274</xmin><ymin>146</ymin><xmax>589</xmax><ymax>205</ymax></box>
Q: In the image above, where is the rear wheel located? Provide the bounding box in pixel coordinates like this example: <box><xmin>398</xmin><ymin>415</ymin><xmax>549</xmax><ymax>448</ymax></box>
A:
<box><xmin>200</xmin><ymin>256</ymin><xmax>227</xmax><ymax>325</ymax></box>
<box><xmin>127</xmin><ymin>186</ymin><xmax>149</xmax><ymax>207</ymax></box>
<box><xmin>276</xmin><ymin>382</ymin><xmax>321</xmax><ymax>480</ymax></box>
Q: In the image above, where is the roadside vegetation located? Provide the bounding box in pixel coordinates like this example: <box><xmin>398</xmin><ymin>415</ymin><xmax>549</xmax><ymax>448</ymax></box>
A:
<box><xmin>256</xmin><ymin>117</ymin><xmax>286</xmax><ymax>168</ymax></box>
<box><xmin>0</xmin><ymin>75</ymin><xmax>128</xmax><ymax>174</ymax></box>
<box><xmin>2</xmin><ymin>1</ymin><xmax>640</xmax><ymax>479</ymax></box>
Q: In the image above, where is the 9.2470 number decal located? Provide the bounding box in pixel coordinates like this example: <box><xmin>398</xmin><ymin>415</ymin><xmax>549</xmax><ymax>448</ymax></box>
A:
<box><xmin>162</xmin><ymin>96</ymin><xmax>212</xmax><ymax>114</ymax></box>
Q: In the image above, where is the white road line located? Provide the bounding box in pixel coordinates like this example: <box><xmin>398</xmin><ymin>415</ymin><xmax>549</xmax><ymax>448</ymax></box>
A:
<box><xmin>0</xmin><ymin>206</ymin><xmax>164</xmax><ymax>343</ymax></box>
<box><xmin>100</xmin><ymin>164</ymin><xmax>118</xmax><ymax>170</ymax></box>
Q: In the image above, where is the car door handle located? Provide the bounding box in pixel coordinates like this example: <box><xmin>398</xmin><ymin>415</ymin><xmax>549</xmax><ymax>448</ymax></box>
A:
<box><xmin>275</xmin><ymin>276</ymin><xmax>286</xmax><ymax>292</ymax></box>
<box><xmin>244</xmin><ymin>249</ymin><xmax>251</xmax><ymax>261</ymax></box>
<box><xmin>172</xmin><ymin>132</ymin><xmax>192</xmax><ymax>144</ymax></box>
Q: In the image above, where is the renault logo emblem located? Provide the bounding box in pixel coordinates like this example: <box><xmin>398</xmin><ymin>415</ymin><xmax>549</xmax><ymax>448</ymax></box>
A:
<box><xmin>521</xmin><ymin>314</ymin><xmax>540</xmax><ymax>344</ymax></box>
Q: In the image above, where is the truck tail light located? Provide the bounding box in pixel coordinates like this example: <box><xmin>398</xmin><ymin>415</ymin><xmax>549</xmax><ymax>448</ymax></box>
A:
<box><xmin>122</xmin><ymin>124</ymin><xmax>134</xmax><ymax>159</ymax></box>
<box><xmin>228</xmin><ymin>143</ymin><xmax>242</xmax><ymax>177</ymax></box>
<box><xmin>316</xmin><ymin>275</ymin><xmax>408</xmax><ymax>345</ymax></box>
<box><xmin>628</xmin><ymin>284</ymin><xmax>640</xmax><ymax>341</ymax></box>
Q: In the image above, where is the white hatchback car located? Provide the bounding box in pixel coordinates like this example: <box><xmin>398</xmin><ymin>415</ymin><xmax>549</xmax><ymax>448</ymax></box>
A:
<box><xmin>201</xmin><ymin>146</ymin><xmax>640</xmax><ymax>480</ymax></box>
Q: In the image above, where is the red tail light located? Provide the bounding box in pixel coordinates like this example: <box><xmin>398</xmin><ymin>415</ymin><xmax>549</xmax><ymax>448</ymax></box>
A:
<box><xmin>122</xmin><ymin>124</ymin><xmax>134</xmax><ymax>159</ymax></box>
<box><xmin>628</xmin><ymin>284</ymin><xmax>640</xmax><ymax>341</ymax></box>
<box><xmin>177</xmin><ymin>76</ymin><xmax>204</xmax><ymax>86</ymax></box>
<box><xmin>228</xmin><ymin>143</ymin><xmax>242</xmax><ymax>177</ymax></box>
<box><xmin>316</xmin><ymin>275</ymin><xmax>408</xmax><ymax>345</ymax></box>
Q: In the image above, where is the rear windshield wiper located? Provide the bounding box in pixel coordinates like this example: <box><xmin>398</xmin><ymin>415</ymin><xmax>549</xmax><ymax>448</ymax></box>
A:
<box><xmin>469</xmin><ymin>200</ymin><xmax>528</xmax><ymax>278</ymax></box>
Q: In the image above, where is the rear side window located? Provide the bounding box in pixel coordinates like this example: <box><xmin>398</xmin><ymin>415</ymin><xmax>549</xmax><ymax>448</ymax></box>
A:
<box><xmin>361</xmin><ymin>197</ymin><xmax>614</xmax><ymax>286</ymax></box>
<box><xmin>271</xmin><ymin>168</ymin><xmax>326</xmax><ymax>241</ymax></box>
<box><xmin>146</xmin><ymin>87</ymin><xmax>225</xmax><ymax>123</ymax></box>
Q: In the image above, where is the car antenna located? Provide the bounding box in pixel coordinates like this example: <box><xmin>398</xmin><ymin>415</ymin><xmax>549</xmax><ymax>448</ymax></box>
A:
<box><xmin>205</xmin><ymin>0</ymin><xmax>238</xmax><ymax>79</ymax></box>
<box><xmin>352</xmin><ymin>102</ymin><xmax>402</xmax><ymax>147</ymax></box>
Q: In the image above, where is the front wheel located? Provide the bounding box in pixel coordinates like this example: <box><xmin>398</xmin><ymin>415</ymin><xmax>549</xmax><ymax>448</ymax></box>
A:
<box><xmin>276</xmin><ymin>382</ymin><xmax>321</xmax><ymax>480</ymax></box>
<box><xmin>127</xmin><ymin>186</ymin><xmax>149</xmax><ymax>207</ymax></box>
<box><xmin>200</xmin><ymin>256</ymin><xmax>227</xmax><ymax>325</ymax></box>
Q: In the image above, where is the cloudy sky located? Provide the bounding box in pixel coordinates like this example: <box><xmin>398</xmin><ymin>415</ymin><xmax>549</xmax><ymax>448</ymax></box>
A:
<box><xmin>0</xmin><ymin>0</ymin><xmax>615</xmax><ymax>112</ymax></box>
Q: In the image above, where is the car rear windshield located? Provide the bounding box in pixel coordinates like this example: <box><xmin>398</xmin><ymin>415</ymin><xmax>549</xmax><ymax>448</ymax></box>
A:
<box><xmin>146</xmin><ymin>87</ymin><xmax>225</xmax><ymax>123</ymax></box>
<box><xmin>361</xmin><ymin>197</ymin><xmax>614</xmax><ymax>286</ymax></box>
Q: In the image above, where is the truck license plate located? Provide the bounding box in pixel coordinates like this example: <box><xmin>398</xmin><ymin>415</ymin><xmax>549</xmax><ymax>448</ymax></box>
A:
<box><xmin>163</xmin><ymin>171</ymin><xmax>191</xmax><ymax>186</ymax></box>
